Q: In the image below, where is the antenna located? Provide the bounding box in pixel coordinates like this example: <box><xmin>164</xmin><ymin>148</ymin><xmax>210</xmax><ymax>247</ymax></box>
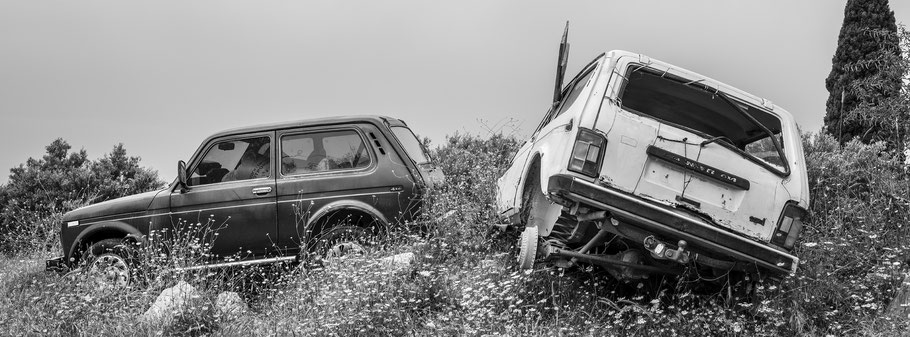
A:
<box><xmin>552</xmin><ymin>21</ymin><xmax>570</xmax><ymax>104</ymax></box>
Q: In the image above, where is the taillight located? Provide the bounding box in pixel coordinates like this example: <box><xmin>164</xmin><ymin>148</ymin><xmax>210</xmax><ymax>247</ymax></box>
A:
<box><xmin>771</xmin><ymin>202</ymin><xmax>807</xmax><ymax>250</ymax></box>
<box><xmin>568</xmin><ymin>128</ymin><xmax>606</xmax><ymax>178</ymax></box>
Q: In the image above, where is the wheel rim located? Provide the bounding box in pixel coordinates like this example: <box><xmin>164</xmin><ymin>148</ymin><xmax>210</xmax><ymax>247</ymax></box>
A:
<box><xmin>517</xmin><ymin>225</ymin><xmax>539</xmax><ymax>269</ymax></box>
<box><xmin>326</xmin><ymin>241</ymin><xmax>368</xmax><ymax>259</ymax></box>
<box><xmin>89</xmin><ymin>254</ymin><xmax>130</xmax><ymax>287</ymax></box>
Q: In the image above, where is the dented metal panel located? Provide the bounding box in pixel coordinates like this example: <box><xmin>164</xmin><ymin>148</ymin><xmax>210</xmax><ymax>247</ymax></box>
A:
<box><xmin>498</xmin><ymin>47</ymin><xmax>810</xmax><ymax>278</ymax></box>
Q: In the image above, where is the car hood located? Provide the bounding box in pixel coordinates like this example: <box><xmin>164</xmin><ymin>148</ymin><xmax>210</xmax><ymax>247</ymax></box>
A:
<box><xmin>63</xmin><ymin>189</ymin><xmax>165</xmax><ymax>222</ymax></box>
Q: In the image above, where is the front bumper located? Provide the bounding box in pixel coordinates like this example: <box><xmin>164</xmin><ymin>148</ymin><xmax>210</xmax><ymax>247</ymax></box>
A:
<box><xmin>45</xmin><ymin>256</ymin><xmax>68</xmax><ymax>273</ymax></box>
<box><xmin>547</xmin><ymin>174</ymin><xmax>798</xmax><ymax>276</ymax></box>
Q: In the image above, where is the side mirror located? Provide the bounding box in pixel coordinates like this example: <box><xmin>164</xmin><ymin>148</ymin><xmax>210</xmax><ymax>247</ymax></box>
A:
<box><xmin>177</xmin><ymin>160</ymin><xmax>188</xmax><ymax>191</ymax></box>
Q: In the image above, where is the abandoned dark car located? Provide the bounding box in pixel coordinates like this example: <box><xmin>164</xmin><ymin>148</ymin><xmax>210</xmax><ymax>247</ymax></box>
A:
<box><xmin>46</xmin><ymin>115</ymin><xmax>442</xmax><ymax>285</ymax></box>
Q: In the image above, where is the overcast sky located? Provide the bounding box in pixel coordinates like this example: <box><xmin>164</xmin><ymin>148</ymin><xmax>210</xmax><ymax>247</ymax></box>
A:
<box><xmin>2</xmin><ymin>1</ymin><xmax>909</xmax><ymax>184</ymax></box>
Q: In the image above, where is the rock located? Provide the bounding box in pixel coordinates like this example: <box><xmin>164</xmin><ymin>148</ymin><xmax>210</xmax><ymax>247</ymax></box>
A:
<box><xmin>380</xmin><ymin>252</ymin><xmax>414</xmax><ymax>272</ymax></box>
<box><xmin>436</xmin><ymin>210</ymin><xmax>457</xmax><ymax>222</ymax></box>
<box><xmin>215</xmin><ymin>291</ymin><xmax>248</xmax><ymax>319</ymax></box>
<box><xmin>140</xmin><ymin>281</ymin><xmax>199</xmax><ymax>324</ymax></box>
<box><xmin>887</xmin><ymin>273</ymin><xmax>910</xmax><ymax>318</ymax></box>
<box><xmin>479</xmin><ymin>259</ymin><xmax>497</xmax><ymax>269</ymax></box>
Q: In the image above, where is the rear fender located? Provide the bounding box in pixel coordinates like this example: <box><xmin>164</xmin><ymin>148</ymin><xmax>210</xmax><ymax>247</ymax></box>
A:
<box><xmin>305</xmin><ymin>200</ymin><xmax>390</xmax><ymax>235</ymax></box>
<box><xmin>520</xmin><ymin>153</ymin><xmax>563</xmax><ymax>236</ymax></box>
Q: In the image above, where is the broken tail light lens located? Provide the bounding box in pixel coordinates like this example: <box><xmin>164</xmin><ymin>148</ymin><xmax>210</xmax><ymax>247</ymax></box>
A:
<box><xmin>568</xmin><ymin>128</ymin><xmax>606</xmax><ymax>178</ymax></box>
<box><xmin>771</xmin><ymin>202</ymin><xmax>807</xmax><ymax>250</ymax></box>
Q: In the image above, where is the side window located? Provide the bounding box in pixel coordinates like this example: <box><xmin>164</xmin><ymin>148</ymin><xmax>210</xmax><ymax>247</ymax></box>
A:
<box><xmin>281</xmin><ymin>130</ymin><xmax>371</xmax><ymax>176</ymax></box>
<box><xmin>554</xmin><ymin>67</ymin><xmax>595</xmax><ymax>118</ymax></box>
<box><xmin>533</xmin><ymin>65</ymin><xmax>597</xmax><ymax>136</ymax></box>
<box><xmin>190</xmin><ymin>136</ymin><xmax>271</xmax><ymax>186</ymax></box>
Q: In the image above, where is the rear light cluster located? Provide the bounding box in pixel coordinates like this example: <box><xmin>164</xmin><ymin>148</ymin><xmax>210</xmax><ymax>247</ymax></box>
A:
<box><xmin>771</xmin><ymin>202</ymin><xmax>807</xmax><ymax>250</ymax></box>
<box><xmin>568</xmin><ymin>128</ymin><xmax>606</xmax><ymax>178</ymax></box>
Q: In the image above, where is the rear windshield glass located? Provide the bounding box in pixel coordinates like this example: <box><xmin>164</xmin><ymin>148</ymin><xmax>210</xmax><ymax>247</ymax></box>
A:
<box><xmin>391</xmin><ymin>126</ymin><xmax>430</xmax><ymax>165</ymax></box>
<box><xmin>620</xmin><ymin>67</ymin><xmax>785</xmax><ymax>170</ymax></box>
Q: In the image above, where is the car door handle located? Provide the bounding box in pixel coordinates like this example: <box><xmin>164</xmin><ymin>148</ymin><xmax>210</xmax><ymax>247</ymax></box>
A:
<box><xmin>252</xmin><ymin>187</ymin><xmax>273</xmax><ymax>195</ymax></box>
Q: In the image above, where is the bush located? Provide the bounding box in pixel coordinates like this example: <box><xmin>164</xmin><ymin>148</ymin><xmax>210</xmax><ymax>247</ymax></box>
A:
<box><xmin>0</xmin><ymin>139</ymin><xmax>163</xmax><ymax>254</ymax></box>
<box><xmin>421</xmin><ymin>132</ymin><xmax>520</xmax><ymax>258</ymax></box>
<box><xmin>775</xmin><ymin>133</ymin><xmax>910</xmax><ymax>334</ymax></box>
<box><xmin>2</xmin><ymin>131</ymin><xmax>909</xmax><ymax>336</ymax></box>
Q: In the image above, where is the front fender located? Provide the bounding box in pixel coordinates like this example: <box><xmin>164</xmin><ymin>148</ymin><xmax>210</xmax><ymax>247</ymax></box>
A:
<box><xmin>68</xmin><ymin>221</ymin><xmax>144</xmax><ymax>260</ymax></box>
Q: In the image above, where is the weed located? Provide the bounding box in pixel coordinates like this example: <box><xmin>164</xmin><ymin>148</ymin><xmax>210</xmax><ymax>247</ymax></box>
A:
<box><xmin>0</xmin><ymin>132</ymin><xmax>907</xmax><ymax>336</ymax></box>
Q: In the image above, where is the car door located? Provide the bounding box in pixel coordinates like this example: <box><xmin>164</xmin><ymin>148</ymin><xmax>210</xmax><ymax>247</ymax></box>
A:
<box><xmin>169</xmin><ymin>132</ymin><xmax>278</xmax><ymax>259</ymax></box>
<box><xmin>274</xmin><ymin>125</ymin><xmax>393</xmax><ymax>254</ymax></box>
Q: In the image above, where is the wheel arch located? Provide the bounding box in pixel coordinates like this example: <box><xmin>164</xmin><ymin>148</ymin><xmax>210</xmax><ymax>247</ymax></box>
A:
<box><xmin>517</xmin><ymin>152</ymin><xmax>562</xmax><ymax>236</ymax></box>
<box><xmin>304</xmin><ymin>200</ymin><xmax>390</xmax><ymax>242</ymax></box>
<box><xmin>68</xmin><ymin>222</ymin><xmax>144</xmax><ymax>262</ymax></box>
<box><xmin>518</xmin><ymin>152</ymin><xmax>546</xmax><ymax>204</ymax></box>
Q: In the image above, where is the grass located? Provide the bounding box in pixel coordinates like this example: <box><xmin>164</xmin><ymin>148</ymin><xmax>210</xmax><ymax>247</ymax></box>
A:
<box><xmin>0</xmin><ymin>132</ymin><xmax>907</xmax><ymax>336</ymax></box>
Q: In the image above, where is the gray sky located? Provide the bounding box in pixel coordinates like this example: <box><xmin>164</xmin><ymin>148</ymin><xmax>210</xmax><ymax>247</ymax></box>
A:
<box><xmin>2</xmin><ymin>1</ymin><xmax>909</xmax><ymax>184</ymax></box>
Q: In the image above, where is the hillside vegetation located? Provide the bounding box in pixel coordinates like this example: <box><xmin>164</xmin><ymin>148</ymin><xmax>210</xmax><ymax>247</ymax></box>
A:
<box><xmin>0</xmin><ymin>139</ymin><xmax>164</xmax><ymax>254</ymax></box>
<box><xmin>0</xmin><ymin>131</ymin><xmax>907</xmax><ymax>336</ymax></box>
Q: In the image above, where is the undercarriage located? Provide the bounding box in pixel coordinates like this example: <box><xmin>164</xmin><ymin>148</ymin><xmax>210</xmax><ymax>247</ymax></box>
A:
<box><xmin>518</xmin><ymin>205</ymin><xmax>696</xmax><ymax>282</ymax></box>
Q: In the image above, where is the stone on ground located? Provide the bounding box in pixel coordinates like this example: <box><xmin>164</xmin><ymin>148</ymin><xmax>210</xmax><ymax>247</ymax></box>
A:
<box><xmin>380</xmin><ymin>252</ymin><xmax>414</xmax><ymax>272</ymax></box>
<box><xmin>887</xmin><ymin>274</ymin><xmax>910</xmax><ymax>318</ymax></box>
<box><xmin>140</xmin><ymin>281</ymin><xmax>199</xmax><ymax>324</ymax></box>
<box><xmin>215</xmin><ymin>291</ymin><xmax>248</xmax><ymax>319</ymax></box>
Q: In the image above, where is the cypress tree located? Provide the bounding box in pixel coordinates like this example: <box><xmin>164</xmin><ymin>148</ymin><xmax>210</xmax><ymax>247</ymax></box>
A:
<box><xmin>824</xmin><ymin>0</ymin><xmax>901</xmax><ymax>143</ymax></box>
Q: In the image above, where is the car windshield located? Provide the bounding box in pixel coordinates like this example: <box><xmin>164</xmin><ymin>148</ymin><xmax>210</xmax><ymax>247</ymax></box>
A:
<box><xmin>391</xmin><ymin>126</ymin><xmax>430</xmax><ymax>165</ymax></box>
<box><xmin>620</xmin><ymin>67</ymin><xmax>786</xmax><ymax>171</ymax></box>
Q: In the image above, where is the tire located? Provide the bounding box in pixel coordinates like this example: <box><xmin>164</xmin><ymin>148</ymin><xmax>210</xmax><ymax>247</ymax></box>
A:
<box><xmin>81</xmin><ymin>238</ymin><xmax>136</xmax><ymax>287</ymax></box>
<box><xmin>519</xmin><ymin>164</ymin><xmax>542</xmax><ymax>228</ymax></box>
<box><xmin>517</xmin><ymin>225</ymin><xmax>539</xmax><ymax>269</ymax></box>
<box><xmin>312</xmin><ymin>226</ymin><xmax>375</xmax><ymax>262</ymax></box>
<box><xmin>517</xmin><ymin>165</ymin><xmax>547</xmax><ymax>269</ymax></box>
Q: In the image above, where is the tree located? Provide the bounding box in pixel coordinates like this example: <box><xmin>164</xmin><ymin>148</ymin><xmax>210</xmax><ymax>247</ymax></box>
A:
<box><xmin>824</xmin><ymin>0</ymin><xmax>901</xmax><ymax>144</ymax></box>
<box><xmin>0</xmin><ymin>139</ymin><xmax>93</xmax><ymax>221</ymax></box>
<box><xmin>92</xmin><ymin>143</ymin><xmax>163</xmax><ymax>201</ymax></box>
<box><xmin>0</xmin><ymin>139</ymin><xmax>164</xmax><ymax>253</ymax></box>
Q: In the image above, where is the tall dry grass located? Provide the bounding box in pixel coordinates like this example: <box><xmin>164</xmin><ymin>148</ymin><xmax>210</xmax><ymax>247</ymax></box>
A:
<box><xmin>0</xmin><ymin>132</ymin><xmax>907</xmax><ymax>336</ymax></box>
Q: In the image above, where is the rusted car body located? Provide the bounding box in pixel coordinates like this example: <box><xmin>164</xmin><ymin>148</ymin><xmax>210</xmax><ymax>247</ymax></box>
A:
<box><xmin>47</xmin><ymin>116</ymin><xmax>440</xmax><ymax>281</ymax></box>
<box><xmin>497</xmin><ymin>37</ymin><xmax>809</xmax><ymax>283</ymax></box>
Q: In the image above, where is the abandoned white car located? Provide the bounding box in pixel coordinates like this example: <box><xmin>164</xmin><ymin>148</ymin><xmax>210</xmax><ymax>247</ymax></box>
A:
<box><xmin>497</xmin><ymin>32</ymin><xmax>809</xmax><ymax>285</ymax></box>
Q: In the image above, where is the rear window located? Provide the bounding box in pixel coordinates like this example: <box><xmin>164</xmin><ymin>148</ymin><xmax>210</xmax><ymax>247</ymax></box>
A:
<box><xmin>391</xmin><ymin>126</ymin><xmax>430</xmax><ymax>165</ymax></box>
<box><xmin>620</xmin><ymin>66</ymin><xmax>786</xmax><ymax>171</ymax></box>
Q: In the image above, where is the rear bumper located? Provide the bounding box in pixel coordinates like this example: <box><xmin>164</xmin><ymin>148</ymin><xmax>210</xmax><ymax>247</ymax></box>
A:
<box><xmin>547</xmin><ymin>174</ymin><xmax>798</xmax><ymax>276</ymax></box>
<box><xmin>45</xmin><ymin>256</ymin><xmax>68</xmax><ymax>273</ymax></box>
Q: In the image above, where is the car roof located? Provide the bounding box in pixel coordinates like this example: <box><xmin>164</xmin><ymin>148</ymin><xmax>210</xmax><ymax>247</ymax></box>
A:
<box><xmin>204</xmin><ymin>115</ymin><xmax>405</xmax><ymax>140</ymax></box>
<box><xmin>605</xmin><ymin>50</ymin><xmax>796</xmax><ymax>122</ymax></box>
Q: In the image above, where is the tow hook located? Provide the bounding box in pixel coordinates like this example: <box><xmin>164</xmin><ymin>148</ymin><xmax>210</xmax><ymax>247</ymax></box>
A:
<box><xmin>643</xmin><ymin>236</ymin><xmax>690</xmax><ymax>264</ymax></box>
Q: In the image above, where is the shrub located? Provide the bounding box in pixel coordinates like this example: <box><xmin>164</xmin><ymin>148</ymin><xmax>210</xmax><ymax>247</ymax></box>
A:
<box><xmin>2</xmin><ymin>131</ymin><xmax>909</xmax><ymax>336</ymax></box>
<box><xmin>0</xmin><ymin>139</ymin><xmax>164</xmax><ymax>254</ymax></box>
<box><xmin>775</xmin><ymin>133</ymin><xmax>910</xmax><ymax>334</ymax></box>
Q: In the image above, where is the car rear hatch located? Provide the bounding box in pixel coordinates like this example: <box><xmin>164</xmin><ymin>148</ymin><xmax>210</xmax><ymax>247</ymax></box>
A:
<box><xmin>604</xmin><ymin>63</ymin><xmax>791</xmax><ymax>243</ymax></box>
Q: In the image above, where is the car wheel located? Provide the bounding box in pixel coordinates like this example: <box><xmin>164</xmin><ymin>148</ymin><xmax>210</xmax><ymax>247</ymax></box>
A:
<box><xmin>313</xmin><ymin>226</ymin><xmax>375</xmax><ymax>263</ymax></box>
<box><xmin>517</xmin><ymin>225</ymin><xmax>539</xmax><ymax>269</ymax></box>
<box><xmin>82</xmin><ymin>238</ymin><xmax>136</xmax><ymax>287</ymax></box>
<box><xmin>517</xmin><ymin>166</ymin><xmax>553</xmax><ymax>269</ymax></box>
